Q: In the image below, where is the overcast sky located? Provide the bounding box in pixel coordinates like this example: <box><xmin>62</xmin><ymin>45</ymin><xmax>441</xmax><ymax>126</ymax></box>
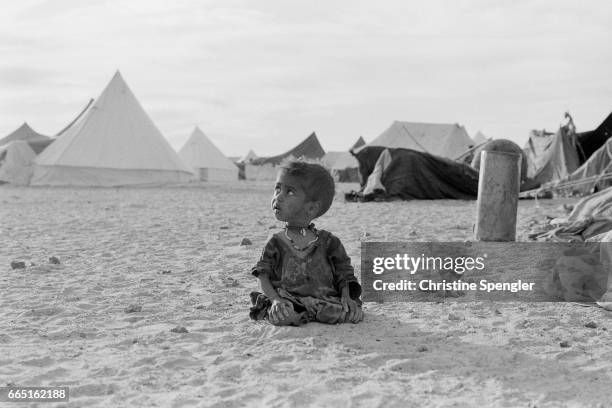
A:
<box><xmin>1</xmin><ymin>0</ymin><xmax>611</xmax><ymax>157</ymax></box>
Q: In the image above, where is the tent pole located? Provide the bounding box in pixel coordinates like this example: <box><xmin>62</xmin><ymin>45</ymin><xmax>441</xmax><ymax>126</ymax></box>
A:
<box><xmin>454</xmin><ymin>140</ymin><xmax>489</xmax><ymax>162</ymax></box>
<box><xmin>54</xmin><ymin>98</ymin><xmax>94</xmax><ymax>137</ymax></box>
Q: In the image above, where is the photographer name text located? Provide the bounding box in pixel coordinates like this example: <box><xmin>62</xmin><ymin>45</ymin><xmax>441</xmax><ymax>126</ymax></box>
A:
<box><xmin>372</xmin><ymin>279</ymin><xmax>535</xmax><ymax>292</ymax></box>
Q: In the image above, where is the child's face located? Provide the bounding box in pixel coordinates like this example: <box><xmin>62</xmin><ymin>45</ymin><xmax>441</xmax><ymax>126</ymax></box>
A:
<box><xmin>271</xmin><ymin>172</ymin><xmax>314</xmax><ymax>225</ymax></box>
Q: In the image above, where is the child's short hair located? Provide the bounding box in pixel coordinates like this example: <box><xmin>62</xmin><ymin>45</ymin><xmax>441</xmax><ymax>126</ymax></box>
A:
<box><xmin>280</xmin><ymin>161</ymin><xmax>335</xmax><ymax>218</ymax></box>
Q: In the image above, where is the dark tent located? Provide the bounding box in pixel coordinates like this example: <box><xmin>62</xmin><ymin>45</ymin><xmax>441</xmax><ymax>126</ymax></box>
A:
<box><xmin>346</xmin><ymin>146</ymin><xmax>479</xmax><ymax>201</ymax></box>
<box><xmin>576</xmin><ymin>112</ymin><xmax>612</xmax><ymax>161</ymax></box>
<box><xmin>245</xmin><ymin>132</ymin><xmax>326</xmax><ymax>180</ymax></box>
<box><xmin>351</xmin><ymin>136</ymin><xmax>366</xmax><ymax>150</ymax></box>
<box><xmin>250</xmin><ymin>132</ymin><xmax>325</xmax><ymax>165</ymax></box>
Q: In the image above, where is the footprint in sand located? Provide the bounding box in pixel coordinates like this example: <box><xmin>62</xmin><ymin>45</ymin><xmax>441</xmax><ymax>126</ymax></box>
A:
<box><xmin>21</xmin><ymin>356</ymin><xmax>55</xmax><ymax>367</ymax></box>
<box><xmin>30</xmin><ymin>367</ymin><xmax>70</xmax><ymax>383</ymax></box>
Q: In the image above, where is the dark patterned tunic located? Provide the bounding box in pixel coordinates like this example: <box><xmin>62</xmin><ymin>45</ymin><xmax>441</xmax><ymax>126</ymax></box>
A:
<box><xmin>250</xmin><ymin>230</ymin><xmax>362</xmax><ymax>324</ymax></box>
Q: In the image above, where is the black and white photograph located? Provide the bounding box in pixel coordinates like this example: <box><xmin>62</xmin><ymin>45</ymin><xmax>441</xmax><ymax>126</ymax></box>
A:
<box><xmin>1</xmin><ymin>1</ymin><xmax>612</xmax><ymax>407</ymax></box>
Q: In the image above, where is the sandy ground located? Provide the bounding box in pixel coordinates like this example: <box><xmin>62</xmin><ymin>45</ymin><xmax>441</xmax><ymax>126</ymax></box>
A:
<box><xmin>1</xmin><ymin>182</ymin><xmax>611</xmax><ymax>408</ymax></box>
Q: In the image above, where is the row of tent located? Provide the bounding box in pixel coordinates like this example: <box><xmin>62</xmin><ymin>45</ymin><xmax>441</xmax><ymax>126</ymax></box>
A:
<box><xmin>344</xmin><ymin>112</ymin><xmax>612</xmax><ymax>202</ymax></box>
<box><xmin>0</xmin><ymin>72</ymin><xmax>238</xmax><ymax>186</ymax></box>
<box><xmin>5</xmin><ymin>69</ymin><xmax>607</xmax><ymax>198</ymax></box>
<box><xmin>240</xmin><ymin>120</ymin><xmax>481</xmax><ymax>183</ymax></box>
<box><xmin>0</xmin><ymin>69</ymin><xmax>489</xmax><ymax>187</ymax></box>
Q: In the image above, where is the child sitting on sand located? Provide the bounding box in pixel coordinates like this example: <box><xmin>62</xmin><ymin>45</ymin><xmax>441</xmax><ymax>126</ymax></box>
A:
<box><xmin>249</xmin><ymin>161</ymin><xmax>364</xmax><ymax>326</ymax></box>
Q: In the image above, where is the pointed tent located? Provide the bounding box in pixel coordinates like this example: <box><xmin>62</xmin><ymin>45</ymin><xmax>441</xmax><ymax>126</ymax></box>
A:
<box><xmin>369</xmin><ymin>121</ymin><xmax>474</xmax><ymax>160</ymax></box>
<box><xmin>245</xmin><ymin>132</ymin><xmax>326</xmax><ymax>180</ymax></box>
<box><xmin>250</xmin><ymin>132</ymin><xmax>325</xmax><ymax>166</ymax></box>
<box><xmin>0</xmin><ymin>141</ymin><xmax>37</xmax><ymax>185</ymax></box>
<box><xmin>31</xmin><ymin>71</ymin><xmax>193</xmax><ymax>186</ymax></box>
<box><xmin>351</xmin><ymin>136</ymin><xmax>366</xmax><ymax>150</ymax></box>
<box><xmin>0</xmin><ymin>122</ymin><xmax>49</xmax><ymax>145</ymax></box>
<box><xmin>178</xmin><ymin>127</ymin><xmax>237</xmax><ymax>182</ymax></box>
<box><xmin>472</xmin><ymin>131</ymin><xmax>490</xmax><ymax>146</ymax></box>
<box><xmin>0</xmin><ymin>123</ymin><xmax>53</xmax><ymax>154</ymax></box>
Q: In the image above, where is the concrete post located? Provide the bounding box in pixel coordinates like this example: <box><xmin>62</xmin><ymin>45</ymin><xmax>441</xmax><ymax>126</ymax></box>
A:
<box><xmin>474</xmin><ymin>150</ymin><xmax>521</xmax><ymax>241</ymax></box>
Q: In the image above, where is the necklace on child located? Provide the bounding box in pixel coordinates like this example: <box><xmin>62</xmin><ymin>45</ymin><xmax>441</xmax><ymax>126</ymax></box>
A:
<box><xmin>284</xmin><ymin>223</ymin><xmax>318</xmax><ymax>251</ymax></box>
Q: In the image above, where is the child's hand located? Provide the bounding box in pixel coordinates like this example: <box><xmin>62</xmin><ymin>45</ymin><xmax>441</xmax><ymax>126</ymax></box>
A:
<box><xmin>268</xmin><ymin>298</ymin><xmax>293</xmax><ymax>324</ymax></box>
<box><xmin>341</xmin><ymin>293</ymin><xmax>364</xmax><ymax>323</ymax></box>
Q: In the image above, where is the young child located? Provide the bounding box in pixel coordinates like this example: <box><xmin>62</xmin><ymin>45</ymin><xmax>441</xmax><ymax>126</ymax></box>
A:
<box><xmin>249</xmin><ymin>161</ymin><xmax>364</xmax><ymax>326</ymax></box>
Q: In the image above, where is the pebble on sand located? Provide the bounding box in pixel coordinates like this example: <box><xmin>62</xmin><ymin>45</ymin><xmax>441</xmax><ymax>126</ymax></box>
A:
<box><xmin>448</xmin><ymin>313</ymin><xmax>464</xmax><ymax>321</ymax></box>
<box><xmin>170</xmin><ymin>326</ymin><xmax>189</xmax><ymax>333</ymax></box>
<box><xmin>560</xmin><ymin>341</ymin><xmax>571</xmax><ymax>348</ymax></box>
<box><xmin>124</xmin><ymin>304</ymin><xmax>142</xmax><ymax>313</ymax></box>
<box><xmin>240</xmin><ymin>238</ymin><xmax>252</xmax><ymax>246</ymax></box>
<box><xmin>584</xmin><ymin>321</ymin><xmax>597</xmax><ymax>329</ymax></box>
<box><xmin>10</xmin><ymin>261</ymin><xmax>26</xmax><ymax>269</ymax></box>
<box><xmin>417</xmin><ymin>345</ymin><xmax>429</xmax><ymax>352</ymax></box>
<box><xmin>562</xmin><ymin>204</ymin><xmax>575</xmax><ymax>213</ymax></box>
<box><xmin>49</xmin><ymin>256</ymin><xmax>60</xmax><ymax>264</ymax></box>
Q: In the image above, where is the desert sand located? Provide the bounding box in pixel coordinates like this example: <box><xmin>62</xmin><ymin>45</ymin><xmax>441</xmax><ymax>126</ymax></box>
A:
<box><xmin>1</xmin><ymin>182</ymin><xmax>611</xmax><ymax>408</ymax></box>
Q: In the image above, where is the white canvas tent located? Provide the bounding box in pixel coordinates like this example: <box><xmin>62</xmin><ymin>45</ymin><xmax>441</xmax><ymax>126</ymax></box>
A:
<box><xmin>31</xmin><ymin>71</ymin><xmax>193</xmax><ymax>186</ymax></box>
<box><xmin>178</xmin><ymin>127</ymin><xmax>238</xmax><ymax>181</ymax></box>
<box><xmin>369</xmin><ymin>121</ymin><xmax>474</xmax><ymax>160</ymax></box>
<box><xmin>472</xmin><ymin>131</ymin><xmax>490</xmax><ymax>146</ymax></box>
<box><xmin>0</xmin><ymin>141</ymin><xmax>37</xmax><ymax>185</ymax></box>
